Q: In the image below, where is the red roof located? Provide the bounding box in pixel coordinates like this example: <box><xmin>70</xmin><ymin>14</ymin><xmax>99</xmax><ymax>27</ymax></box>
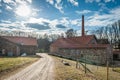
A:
<box><xmin>2</xmin><ymin>36</ymin><xmax>37</xmax><ymax>46</ymax></box>
<box><xmin>51</xmin><ymin>35</ymin><xmax>109</xmax><ymax>49</ymax></box>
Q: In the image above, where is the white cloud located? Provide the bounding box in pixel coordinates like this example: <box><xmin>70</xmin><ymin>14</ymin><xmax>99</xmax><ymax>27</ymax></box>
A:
<box><xmin>60</xmin><ymin>17</ymin><xmax>70</xmax><ymax>26</ymax></box>
<box><xmin>26</xmin><ymin>0</ymin><xmax>32</xmax><ymax>3</ymax></box>
<box><xmin>28</xmin><ymin>17</ymin><xmax>50</xmax><ymax>24</ymax></box>
<box><xmin>104</xmin><ymin>0</ymin><xmax>112</xmax><ymax>3</ymax></box>
<box><xmin>1</xmin><ymin>20</ymin><xmax>12</xmax><ymax>23</ymax></box>
<box><xmin>31</xmin><ymin>8</ymin><xmax>40</xmax><ymax>17</ymax></box>
<box><xmin>3</xmin><ymin>0</ymin><xmax>14</xmax><ymax>4</ymax></box>
<box><xmin>15</xmin><ymin>0</ymin><xmax>28</xmax><ymax>4</ymax></box>
<box><xmin>0</xmin><ymin>9</ymin><xmax>2</xmax><ymax>13</ymax></box>
<box><xmin>85</xmin><ymin>0</ymin><xmax>114</xmax><ymax>3</ymax></box>
<box><xmin>55</xmin><ymin>0</ymin><xmax>64</xmax><ymax>13</ymax></box>
<box><xmin>86</xmin><ymin>7</ymin><xmax>120</xmax><ymax>27</ymax></box>
<box><xmin>0</xmin><ymin>1</ymin><xmax>2</xmax><ymax>6</ymax></box>
<box><xmin>85</xmin><ymin>0</ymin><xmax>94</xmax><ymax>3</ymax></box>
<box><xmin>46</xmin><ymin>0</ymin><xmax>79</xmax><ymax>13</ymax></box>
<box><xmin>3</xmin><ymin>0</ymin><xmax>16</xmax><ymax>6</ymax></box>
<box><xmin>6</xmin><ymin>5</ymin><xmax>13</xmax><ymax>10</ymax></box>
<box><xmin>96</xmin><ymin>0</ymin><xmax>101</xmax><ymax>2</ymax></box>
<box><xmin>2</xmin><ymin>0</ymin><xmax>33</xmax><ymax>6</ymax></box>
<box><xmin>98</xmin><ymin>3</ymin><xmax>109</xmax><ymax>12</ymax></box>
<box><xmin>76</xmin><ymin>10</ymin><xmax>92</xmax><ymax>14</ymax></box>
<box><xmin>46</xmin><ymin>0</ymin><xmax>64</xmax><ymax>13</ymax></box>
<box><xmin>70</xmin><ymin>19</ymin><xmax>81</xmax><ymax>26</ymax></box>
<box><xmin>46</xmin><ymin>0</ymin><xmax>54</xmax><ymax>5</ymax></box>
<box><xmin>68</xmin><ymin>0</ymin><xmax>79</xmax><ymax>6</ymax></box>
<box><xmin>2</xmin><ymin>0</ymin><xmax>36</xmax><ymax>16</ymax></box>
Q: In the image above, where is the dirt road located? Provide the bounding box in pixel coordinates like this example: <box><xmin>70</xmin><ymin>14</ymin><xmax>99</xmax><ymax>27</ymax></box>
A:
<box><xmin>5</xmin><ymin>53</ymin><xmax>54</xmax><ymax>80</ymax></box>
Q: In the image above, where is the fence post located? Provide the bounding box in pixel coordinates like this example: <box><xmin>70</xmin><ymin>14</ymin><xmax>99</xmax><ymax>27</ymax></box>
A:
<box><xmin>107</xmin><ymin>60</ymin><xmax>109</xmax><ymax>80</ymax></box>
<box><xmin>76</xmin><ymin>59</ymin><xmax>79</xmax><ymax>68</ymax></box>
<box><xmin>85</xmin><ymin>54</ymin><xmax>86</xmax><ymax>74</ymax></box>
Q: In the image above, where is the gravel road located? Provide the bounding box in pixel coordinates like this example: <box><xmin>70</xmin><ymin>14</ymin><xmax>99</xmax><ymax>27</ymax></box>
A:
<box><xmin>5</xmin><ymin>53</ymin><xmax>54</xmax><ymax>80</ymax></box>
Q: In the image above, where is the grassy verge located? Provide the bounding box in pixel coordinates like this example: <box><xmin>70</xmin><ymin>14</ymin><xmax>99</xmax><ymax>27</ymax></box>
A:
<box><xmin>52</xmin><ymin>55</ymin><xmax>120</xmax><ymax>80</ymax></box>
<box><xmin>53</xmin><ymin>56</ymin><xmax>97</xmax><ymax>80</ymax></box>
<box><xmin>0</xmin><ymin>55</ymin><xmax>40</xmax><ymax>79</ymax></box>
<box><xmin>112</xmin><ymin>68</ymin><xmax>120</xmax><ymax>73</ymax></box>
<box><xmin>85</xmin><ymin>64</ymin><xmax>120</xmax><ymax>80</ymax></box>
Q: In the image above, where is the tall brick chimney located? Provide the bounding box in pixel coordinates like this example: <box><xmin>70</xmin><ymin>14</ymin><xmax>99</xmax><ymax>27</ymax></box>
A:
<box><xmin>82</xmin><ymin>15</ymin><xmax>85</xmax><ymax>36</ymax></box>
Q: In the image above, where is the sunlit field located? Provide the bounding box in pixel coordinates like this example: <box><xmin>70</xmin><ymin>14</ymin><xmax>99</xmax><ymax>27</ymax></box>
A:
<box><xmin>0</xmin><ymin>56</ymin><xmax>39</xmax><ymax>72</ymax></box>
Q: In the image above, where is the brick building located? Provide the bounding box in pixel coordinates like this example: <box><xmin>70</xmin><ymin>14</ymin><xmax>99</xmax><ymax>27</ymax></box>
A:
<box><xmin>50</xmin><ymin>15</ymin><xmax>112</xmax><ymax>65</ymax></box>
<box><xmin>0</xmin><ymin>36</ymin><xmax>38</xmax><ymax>56</ymax></box>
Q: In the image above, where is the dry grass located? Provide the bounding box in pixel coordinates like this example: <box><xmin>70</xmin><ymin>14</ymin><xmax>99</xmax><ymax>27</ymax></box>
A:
<box><xmin>0</xmin><ymin>55</ymin><xmax>40</xmax><ymax>79</ymax></box>
<box><xmin>53</xmin><ymin>56</ymin><xmax>97</xmax><ymax>80</ymax></box>
<box><xmin>112</xmin><ymin>67</ymin><xmax>120</xmax><ymax>73</ymax></box>
<box><xmin>52</xmin><ymin>55</ymin><xmax>120</xmax><ymax>80</ymax></box>
<box><xmin>85</xmin><ymin>64</ymin><xmax>120</xmax><ymax>80</ymax></box>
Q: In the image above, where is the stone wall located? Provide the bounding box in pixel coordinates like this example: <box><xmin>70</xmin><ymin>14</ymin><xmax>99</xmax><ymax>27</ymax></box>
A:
<box><xmin>52</xmin><ymin>48</ymin><xmax>112</xmax><ymax>65</ymax></box>
<box><xmin>20</xmin><ymin>46</ymin><xmax>37</xmax><ymax>55</ymax></box>
<box><xmin>0</xmin><ymin>37</ymin><xmax>20</xmax><ymax>56</ymax></box>
<box><xmin>0</xmin><ymin>37</ymin><xmax>37</xmax><ymax>56</ymax></box>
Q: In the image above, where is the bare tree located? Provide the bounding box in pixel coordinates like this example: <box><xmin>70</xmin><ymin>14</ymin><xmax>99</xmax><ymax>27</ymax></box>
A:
<box><xmin>65</xmin><ymin>29</ymin><xmax>76</xmax><ymax>38</ymax></box>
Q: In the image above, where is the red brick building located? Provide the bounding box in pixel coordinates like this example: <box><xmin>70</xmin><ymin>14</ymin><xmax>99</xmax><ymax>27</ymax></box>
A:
<box><xmin>0</xmin><ymin>36</ymin><xmax>38</xmax><ymax>56</ymax></box>
<box><xmin>50</xmin><ymin>15</ymin><xmax>112</xmax><ymax>65</ymax></box>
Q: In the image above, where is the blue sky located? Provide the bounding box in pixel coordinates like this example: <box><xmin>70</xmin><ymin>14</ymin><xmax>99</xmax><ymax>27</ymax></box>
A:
<box><xmin>0</xmin><ymin>0</ymin><xmax>120</xmax><ymax>35</ymax></box>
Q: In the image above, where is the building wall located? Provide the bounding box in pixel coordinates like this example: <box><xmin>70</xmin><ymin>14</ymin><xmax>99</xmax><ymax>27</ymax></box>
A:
<box><xmin>51</xmin><ymin>47</ymin><xmax>112</xmax><ymax>65</ymax></box>
<box><xmin>20</xmin><ymin>46</ymin><xmax>37</xmax><ymax>55</ymax></box>
<box><xmin>0</xmin><ymin>38</ymin><xmax>20</xmax><ymax>56</ymax></box>
<box><xmin>0</xmin><ymin>37</ymin><xmax>37</xmax><ymax>56</ymax></box>
<box><xmin>50</xmin><ymin>46</ymin><xmax>59</xmax><ymax>53</ymax></box>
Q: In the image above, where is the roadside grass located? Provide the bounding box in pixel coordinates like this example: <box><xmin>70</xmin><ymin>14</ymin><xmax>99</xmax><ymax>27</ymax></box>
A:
<box><xmin>0</xmin><ymin>55</ymin><xmax>40</xmax><ymax>77</ymax></box>
<box><xmin>112</xmin><ymin>67</ymin><xmax>120</xmax><ymax>73</ymax></box>
<box><xmin>0</xmin><ymin>55</ymin><xmax>39</xmax><ymax>72</ymax></box>
<box><xmin>52</xmin><ymin>55</ymin><xmax>120</xmax><ymax>80</ymax></box>
<box><xmin>53</xmin><ymin>56</ymin><xmax>97</xmax><ymax>80</ymax></box>
<box><xmin>85</xmin><ymin>64</ymin><xmax>120</xmax><ymax>80</ymax></box>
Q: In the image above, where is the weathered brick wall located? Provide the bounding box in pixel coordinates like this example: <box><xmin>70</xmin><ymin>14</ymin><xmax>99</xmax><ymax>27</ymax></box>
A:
<box><xmin>50</xmin><ymin>46</ymin><xmax>59</xmax><ymax>54</ymax></box>
<box><xmin>20</xmin><ymin>46</ymin><xmax>37</xmax><ymax>55</ymax></box>
<box><xmin>0</xmin><ymin>37</ymin><xmax>20</xmax><ymax>56</ymax></box>
<box><xmin>0</xmin><ymin>37</ymin><xmax>37</xmax><ymax>56</ymax></box>
<box><xmin>56</xmin><ymin>48</ymin><xmax>112</xmax><ymax>65</ymax></box>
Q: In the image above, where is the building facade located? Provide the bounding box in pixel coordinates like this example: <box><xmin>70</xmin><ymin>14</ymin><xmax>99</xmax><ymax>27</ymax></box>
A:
<box><xmin>0</xmin><ymin>36</ymin><xmax>38</xmax><ymax>56</ymax></box>
<box><xmin>50</xmin><ymin>15</ymin><xmax>112</xmax><ymax>65</ymax></box>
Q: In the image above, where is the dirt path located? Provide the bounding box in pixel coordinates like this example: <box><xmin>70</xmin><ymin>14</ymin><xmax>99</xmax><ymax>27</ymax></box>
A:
<box><xmin>5</xmin><ymin>53</ymin><xmax>54</xmax><ymax>80</ymax></box>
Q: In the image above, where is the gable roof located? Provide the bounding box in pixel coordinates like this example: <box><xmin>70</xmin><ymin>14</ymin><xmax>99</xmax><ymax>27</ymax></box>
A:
<box><xmin>1</xmin><ymin>36</ymin><xmax>37</xmax><ymax>46</ymax></box>
<box><xmin>51</xmin><ymin>35</ymin><xmax>109</xmax><ymax>49</ymax></box>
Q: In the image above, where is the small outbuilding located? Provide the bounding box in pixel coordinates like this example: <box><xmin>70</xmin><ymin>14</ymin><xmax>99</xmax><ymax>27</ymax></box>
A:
<box><xmin>0</xmin><ymin>36</ymin><xmax>38</xmax><ymax>56</ymax></box>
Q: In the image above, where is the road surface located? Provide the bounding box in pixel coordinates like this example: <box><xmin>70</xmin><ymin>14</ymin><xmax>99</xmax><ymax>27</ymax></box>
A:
<box><xmin>5</xmin><ymin>53</ymin><xmax>54</xmax><ymax>80</ymax></box>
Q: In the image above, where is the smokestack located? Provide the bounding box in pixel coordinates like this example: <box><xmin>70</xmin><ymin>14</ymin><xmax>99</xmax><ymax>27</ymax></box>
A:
<box><xmin>82</xmin><ymin>15</ymin><xmax>85</xmax><ymax>36</ymax></box>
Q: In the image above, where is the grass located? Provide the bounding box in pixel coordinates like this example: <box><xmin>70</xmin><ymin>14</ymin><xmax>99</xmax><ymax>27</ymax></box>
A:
<box><xmin>111</xmin><ymin>67</ymin><xmax>120</xmax><ymax>73</ymax></box>
<box><xmin>53</xmin><ymin>56</ymin><xmax>97</xmax><ymax>80</ymax></box>
<box><xmin>85</xmin><ymin>64</ymin><xmax>120</xmax><ymax>80</ymax></box>
<box><xmin>0</xmin><ymin>55</ymin><xmax>40</xmax><ymax>79</ymax></box>
<box><xmin>52</xmin><ymin>55</ymin><xmax>120</xmax><ymax>80</ymax></box>
<box><xmin>0</xmin><ymin>55</ymin><xmax>39</xmax><ymax>72</ymax></box>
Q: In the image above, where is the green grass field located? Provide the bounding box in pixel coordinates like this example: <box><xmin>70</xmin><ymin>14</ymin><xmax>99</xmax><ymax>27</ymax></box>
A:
<box><xmin>0</xmin><ymin>56</ymin><xmax>39</xmax><ymax>72</ymax></box>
